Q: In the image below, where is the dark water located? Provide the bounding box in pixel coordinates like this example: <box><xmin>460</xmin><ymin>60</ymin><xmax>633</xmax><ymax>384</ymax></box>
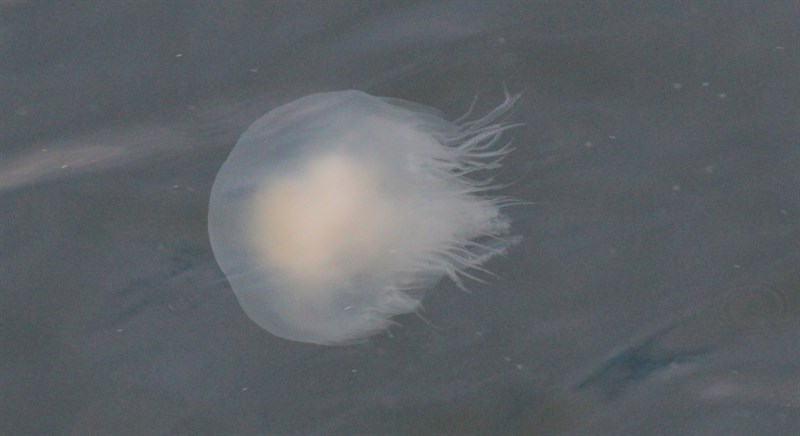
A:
<box><xmin>1</xmin><ymin>1</ymin><xmax>798</xmax><ymax>434</ymax></box>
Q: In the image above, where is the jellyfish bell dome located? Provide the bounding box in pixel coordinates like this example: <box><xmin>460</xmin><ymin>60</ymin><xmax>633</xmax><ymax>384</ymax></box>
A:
<box><xmin>208</xmin><ymin>90</ymin><xmax>521</xmax><ymax>345</ymax></box>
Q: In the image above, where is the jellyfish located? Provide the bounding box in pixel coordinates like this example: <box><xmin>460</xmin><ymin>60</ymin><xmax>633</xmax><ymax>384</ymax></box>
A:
<box><xmin>208</xmin><ymin>90</ymin><xmax>521</xmax><ymax>345</ymax></box>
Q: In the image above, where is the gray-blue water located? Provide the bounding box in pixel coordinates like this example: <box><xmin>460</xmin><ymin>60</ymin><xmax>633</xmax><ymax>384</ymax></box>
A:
<box><xmin>1</xmin><ymin>1</ymin><xmax>798</xmax><ymax>434</ymax></box>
